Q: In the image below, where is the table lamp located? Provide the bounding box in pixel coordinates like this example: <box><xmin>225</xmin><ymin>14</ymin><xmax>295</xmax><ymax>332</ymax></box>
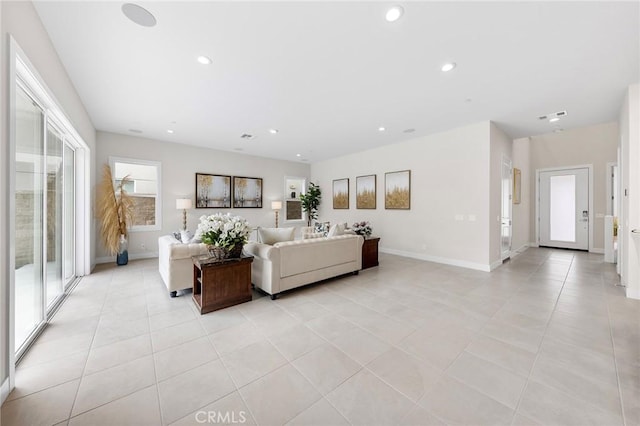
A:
<box><xmin>271</xmin><ymin>200</ymin><xmax>282</xmax><ymax>228</ymax></box>
<box><xmin>176</xmin><ymin>198</ymin><xmax>192</xmax><ymax>230</ymax></box>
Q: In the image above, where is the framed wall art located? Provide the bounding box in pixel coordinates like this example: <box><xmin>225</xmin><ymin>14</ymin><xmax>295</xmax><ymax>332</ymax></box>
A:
<box><xmin>513</xmin><ymin>168</ymin><xmax>521</xmax><ymax>204</ymax></box>
<box><xmin>385</xmin><ymin>170</ymin><xmax>411</xmax><ymax>210</ymax></box>
<box><xmin>356</xmin><ymin>175</ymin><xmax>376</xmax><ymax>209</ymax></box>
<box><xmin>233</xmin><ymin>176</ymin><xmax>263</xmax><ymax>208</ymax></box>
<box><xmin>333</xmin><ymin>178</ymin><xmax>349</xmax><ymax>209</ymax></box>
<box><xmin>195</xmin><ymin>173</ymin><xmax>231</xmax><ymax>208</ymax></box>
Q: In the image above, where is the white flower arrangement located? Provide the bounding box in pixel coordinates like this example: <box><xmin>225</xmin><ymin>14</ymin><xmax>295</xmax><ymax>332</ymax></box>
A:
<box><xmin>196</xmin><ymin>213</ymin><xmax>251</xmax><ymax>249</ymax></box>
<box><xmin>352</xmin><ymin>221</ymin><xmax>373</xmax><ymax>237</ymax></box>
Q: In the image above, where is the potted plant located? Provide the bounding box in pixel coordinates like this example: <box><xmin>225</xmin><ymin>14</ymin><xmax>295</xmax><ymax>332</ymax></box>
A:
<box><xmin>300</xmin><ymin>182</ymin><xmax>322</xmax><ymax>227</ymax></box>
<box><xmin>196</xmin><ymin>213</ymin><xmax>251</xmax><ymax>260</ymax></box>
<box><xmin>97</xmin><ymin>165</ymin><xmax>133</xmax><ymax>265</ymax></box>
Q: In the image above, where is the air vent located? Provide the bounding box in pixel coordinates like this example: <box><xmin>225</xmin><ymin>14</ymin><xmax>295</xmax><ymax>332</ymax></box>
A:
<box><xmin>240</xmin><ymin>133</ymin><xmax>254</xmax><ymax>139</ymax></box>
<box><xmin>538</xmin><ymin>110</ymin><xmax>568</xmax><ymax>120</ymax></box>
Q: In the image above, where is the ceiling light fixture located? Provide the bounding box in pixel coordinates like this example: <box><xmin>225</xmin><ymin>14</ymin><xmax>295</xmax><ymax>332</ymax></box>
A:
<box><xmin>197</xmin><ymin>56</ymin><xmax>212</xmax><ymax>65</ymax></box>
<box><xmin>269</xmin><ymin>129</ymin><xmax>279</xmax><ymax>134</ymax></box>
<box><xmin>441</xmin><ymin>62</ymin><xmax>456</xmax><ymax>72</ymax></box>
<box><xmin>385</xmin><ymin>6</ymin><xmax>404</xmax><ymax>22</ymax></box>
<box><xmin>296</xmin><ymin>154</ymin><xmax>301</xmax><ymax>157</ymax></box>
<box><xmin>167</xmin><ymin>129</ymin><xmax>174</xmax><ymax>134</ymax></box>
<box><xmin>549</xmin><ymin>117</ymin><xmax>560</xmax><ymax>123</ymax></box>
<box><xmin>378</xmin><ymin>127</ymin><xmax>386</xmax><ymax>132</ymax></box>
<box><xmin>122</xmin><ymin>3</ymin><xmax>157</xmax><ymax>27</ymax></box>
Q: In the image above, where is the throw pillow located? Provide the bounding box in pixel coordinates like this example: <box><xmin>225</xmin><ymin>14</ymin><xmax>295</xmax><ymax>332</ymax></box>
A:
<box><xmin>327</xmin><ymin>223</ymin><xmax>345</xmax><ymax>237</ymax></box>
<box><xmin>257</xmin><ymin>227</ymin><xmax>296</xmax><ymax>245</ymax></box>
<box><xmin>172</xmin><ymin>231</ymin><xmax>181</xmax><ymax>241</ymax></box>
<box><xmin>180</xmin><ymin>230</ymin><xmax>192</xmax><ymax>244</ymax></box>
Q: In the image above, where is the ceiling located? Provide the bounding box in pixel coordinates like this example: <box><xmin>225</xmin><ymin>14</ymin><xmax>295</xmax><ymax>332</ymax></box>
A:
<box><xmin>33</xmin><ymin>1</ymin><xmax>639</xmax><ymax>163</ymax></box>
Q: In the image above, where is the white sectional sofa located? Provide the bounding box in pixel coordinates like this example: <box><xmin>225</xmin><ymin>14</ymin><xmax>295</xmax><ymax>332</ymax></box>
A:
<box><xmin>158</xmin><ymin>235</ymin><xmax>208</xmax><ymax>296</ymax></box>
<box><xmin>244</xmin><ymin>234</ymin><xmax>364</xmax><ymax>299</ymax></box>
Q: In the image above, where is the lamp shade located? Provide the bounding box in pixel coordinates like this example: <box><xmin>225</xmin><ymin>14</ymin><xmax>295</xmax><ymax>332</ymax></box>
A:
<box><xmin>176</xmin><ymin>198</ymin><xmax>192</xmax><ymax>209</ymax></box>
<box><xmin>271</xmin><ymin>201</ymin><xmax>282</xmax><ymax>210</ymax></box>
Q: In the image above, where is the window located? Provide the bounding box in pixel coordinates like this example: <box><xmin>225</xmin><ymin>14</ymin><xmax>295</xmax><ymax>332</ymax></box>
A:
<box><xmin>110</xmin><ymin>157</ymin><xmax>161</xmax><ymax>231</ymax></box>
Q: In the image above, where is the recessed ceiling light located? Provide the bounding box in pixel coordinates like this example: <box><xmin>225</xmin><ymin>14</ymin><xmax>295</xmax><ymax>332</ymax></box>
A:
<box><xmin>385</xmin><ymin>6</ymin><xmax>404</xmax><ymax>22</ymax></box>
<box><xmin>269</xmin><ymin>129</ymin><xmax>279</xmax><ymax>134</ymax></box>
<box><xmin>167</xmin><ymin>129</ymin><xmax>174</xmax><ymax>134</ymax></box>
<box><xmin>378</xmin><ymin>127</ymin><xmax>386</xmax><ymax>132</ymax></box>
<box><xmin>197</xmin><ymin>56</ymin><xmax>212</xmax><ymax>65</ymax></box>
<box><xmin>441</xmin><ymin>62</ymin><xmax>456</xmax><ymax>72</ymax></box>
<box><xmin>549</xmin><ymin>117</ymin><xmax>560</xmax><ymax>123</ymax></box>
<box><xmin>122</xmin><ymin>3</ymin><xmax>156</xmax><ymax>27</ymax></box>
<box><xmin>296</xmin><ymin>154</ymin><xmax>301</xmax><ymax>157</ymax></box>
<box><xmin>403</xmin><ymin>128</ymin><xmax>415</xmax><ymax>133</ymax></box>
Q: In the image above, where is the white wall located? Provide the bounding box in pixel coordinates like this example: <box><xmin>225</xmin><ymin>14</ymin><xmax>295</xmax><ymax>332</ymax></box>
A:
<box><xmin>489</xmin><ymin>122</ymin><xmax>513</xmax><ymax>267</ymax></box>
<box><xmin>512</xmin><ymin>137</ymin><xmax>531</xmax><ymax>253</ymax></box>
<box><xmin>95</xmin><ymin>131</ymin><xmax>310</xmax><ymax>261</ymax></box>
<box><xmin>1</xmin><ymin>1</ymin><xmax>96</xmax><ymax>401</ymax></box>
<box><xmin>312</xmin><ymin>121</ymin><xmax>494</xmax><ymax>271</ymax></box>
<box><xmin>529</xmin><ymin>122</ymin><xmax>618</xmax><ymax>251</ymax></box>
<box><xmin>619</xmin><ymin>84</ymin><xmax>640</xmax><ymax>299</ymax></box>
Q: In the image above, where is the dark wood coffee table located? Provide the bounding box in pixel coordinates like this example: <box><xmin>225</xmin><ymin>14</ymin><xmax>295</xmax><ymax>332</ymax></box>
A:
<box><xmin>192</xmin><ymin>255</ymin><xmax>253</xmax><ymax>314</ymax></box>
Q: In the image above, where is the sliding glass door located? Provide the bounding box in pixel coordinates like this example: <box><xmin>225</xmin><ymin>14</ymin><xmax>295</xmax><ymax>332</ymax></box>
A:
<box><xmin>14</xmin><ymin>85</ymin><xmax>77</xmax><ymax>355</ymax></box>
<box><xmin>15</xmin><ymin>85</ymin><xmax>45</xmax><ymax>352</ymax></box>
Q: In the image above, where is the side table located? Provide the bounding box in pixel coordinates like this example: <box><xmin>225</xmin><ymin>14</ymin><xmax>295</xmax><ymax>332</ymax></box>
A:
<box><xmin>192</xmin><ymin>255</ymin><xmax>253</xmax><ymax>314</ymax></box>
<box><xmin>362</xmin><ymin>236</ymin><xmax>380</xmax><ymax>269</ymax></box>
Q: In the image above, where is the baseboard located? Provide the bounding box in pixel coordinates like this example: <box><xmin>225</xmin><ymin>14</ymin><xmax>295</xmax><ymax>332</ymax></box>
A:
<box><xmin>512</xmin><ymin>243</ymin><xmax>530</xmax><ymax>256</ymax></box>
<box><xmin>590</xmin><ymin>248</ymin><xmax>604</xmax><ymax>254</ymax></box>
<box><xmin>626</xmin><ymin>287</ymin><xmax>640</xmax><ymax>300</ymax></box>
<box><xmin>529</xmin><ymin>241</ymin><xmax>539</xmax><ymax>247</ymax></box>
<box><xmin>95</xmin><ymin>251</ymin><xmax>158</xmax><ymax>264</ymax></box>
<box><xmin>1</xmin><ymin>377</ymin><xmax>10</xmax><ymax>404</ymax></box>
<box><xmin>489</xmin><ymin>260</ymin><xmax>503</xmax><ymax>271</ymax></box>
<box><xmin>379</xmin><ymin>247</ymin><xmax>491</xmax><ymax>272</ymax></box>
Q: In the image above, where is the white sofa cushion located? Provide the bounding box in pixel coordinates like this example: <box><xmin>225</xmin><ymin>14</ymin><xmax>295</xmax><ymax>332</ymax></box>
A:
<box><xmin>258</xmin><ymin>227</ymin><xmax>295</xmax><ymax>245</ymax></box>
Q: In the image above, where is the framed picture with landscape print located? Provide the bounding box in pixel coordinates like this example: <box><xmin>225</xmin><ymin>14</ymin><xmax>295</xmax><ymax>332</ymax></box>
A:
<box><xmin>385</xmin><ymin>170</ymin><xmax>411</xmax><ymax>209</ymax></box>
<box><xmin>356</xmin><ymin>175</ymin><xmax>376</xmax><ymax>209</ymax></box>
<box><xmin>196</xmin><ymin>173</ymin><xmax>231</xmax><ymax>208</ymax></box>
<box><xmin>333</xmin><ymin>178</ymin><xmax>349</xmax><ymax>209</ymax></box>
<box><xmin>233</xmin><ymin>176</ymin><xmax>263</xmax><ymax>208</ymax></box>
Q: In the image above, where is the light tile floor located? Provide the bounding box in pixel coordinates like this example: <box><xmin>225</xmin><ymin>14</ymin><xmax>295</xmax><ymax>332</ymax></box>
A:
<box><xmin>2</xmin><ymin>248</ymin><xmax>639</xmax><ymax>426</ymax></box>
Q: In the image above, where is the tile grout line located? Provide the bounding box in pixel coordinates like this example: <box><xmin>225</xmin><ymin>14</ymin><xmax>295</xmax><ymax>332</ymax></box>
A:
<box><xmin>604</xmin><ymin>278</ymin><xmax>629</xmax><ymax>426</ymax></box>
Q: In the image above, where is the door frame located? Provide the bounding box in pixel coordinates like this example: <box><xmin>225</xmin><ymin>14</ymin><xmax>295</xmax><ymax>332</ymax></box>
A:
<box><xmin>501</xmin><ymin>155</ymin><xmax>513</xmax><ymax>261</ymax></box>
<box><xmin>535</xmin><ymin>164</ymin><xmax>594</xmax><ymax>252</ymax></box>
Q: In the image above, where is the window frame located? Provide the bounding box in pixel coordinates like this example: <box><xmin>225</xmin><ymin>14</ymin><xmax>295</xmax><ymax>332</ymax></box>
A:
<box><xmin>109</xmin><ymin>156</ymin><xmax>162</xmax><ymax>232</ymax></box>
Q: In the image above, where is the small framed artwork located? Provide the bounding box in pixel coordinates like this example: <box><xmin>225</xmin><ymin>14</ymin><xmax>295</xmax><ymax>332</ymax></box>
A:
<box><xmin>356</xmin><ymin>175</ymin><xmax>376</xmax><ymax>209</ymax></box>
<box><xmin>385</xmin><ymin>170</ymin><xmax>411</xmax><ymax>210</ymax></box>
<box><xmin>513</xmin><ymin>168</ymin><xmax>521</xmax><ymax>204</ymax></box>
<box><xmin>333</xmin><ymin>178</ymin><xmax>349</xmax><ymax>209</ymax></box>
<box><xmin>195</xmin><ymin>173</ymin><xmax>231</xmax><ymax>208</ymax></box>
<box><xmin>233</xmin><ymin>176</ymin><xmax>263</xmax><ymax>208</ymax></box>
<box><xmin>286</xmin><ymin>200</ymin><xmax>303</xmax><ymax>221</ymax></box>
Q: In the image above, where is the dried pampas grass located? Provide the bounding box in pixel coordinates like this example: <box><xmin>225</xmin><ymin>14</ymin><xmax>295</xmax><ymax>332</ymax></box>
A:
<box><xmin>97</xmin><ymin>165</ymin><xmax>133</xmax><ymax>255</ymax></box>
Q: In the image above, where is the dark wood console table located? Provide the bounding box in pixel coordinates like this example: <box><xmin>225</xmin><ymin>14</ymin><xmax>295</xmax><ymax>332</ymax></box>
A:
<box><xmin>362</xmin><ymin>236</ymin><xmax>380</xmax><ymax>269</ymax></box>
<box><xmin>192</xmin><ymin>255</ymin><xmax>253</xmax><ymax>314</ymax></box>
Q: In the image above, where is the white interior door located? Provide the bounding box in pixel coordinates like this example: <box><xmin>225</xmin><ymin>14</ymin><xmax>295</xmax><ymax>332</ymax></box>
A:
<box><xmin>539</xmin><ymin>167</ymin><xmax>589</xmax><ymax>250</ymax></box>
<box><xmin>501</xmin><ymin>157</ymin><xmax>512</xmax><ymax>260</ymax></box>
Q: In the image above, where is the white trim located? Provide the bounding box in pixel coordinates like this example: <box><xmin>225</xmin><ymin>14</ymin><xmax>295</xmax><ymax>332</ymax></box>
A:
<box><xmin>512</xmin><ymin>243</ymin><xmax>530</xmax><ymax>255</ymax></box>
<box><xmin>95</xmin><ymin>252</ymin><xmax>158</xmax><ymax>265</ymax></box>
<box><xmin>109</xmin><ymin>156</ymin><xmax>162</xmax><ymax>232</ymax></box>
<box><xmin>535</xmin><ymin>164</ymin><xmax>594</xmax><ymax>251</ymax></box>
<box><xmin>490</xmin><ymin>260</ymin><xmax>503</xmax><ymax>271</ymax></box>
<box><xmin>626</xmin><ymin>287</ymin><xmax>640</xmax><ymax>300</ymax></box>
<box><xmin>379</xmin><ymin>247</ymin><xmax>491</xmax><ymax>272</ymax></box>
<box><xmin>606</xmin><ymin>162</ymin><xmax>616</xmax><ymax>216</ymax></box>
<box><xmin>1</xmin><ymin>377</ymin><xmax>9</xmax><ymax>404</ymax></box>
<box><xmin>590</xmin><ymin>248</ymin><xmax>604</xmax><ymax>254</ymax></box>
